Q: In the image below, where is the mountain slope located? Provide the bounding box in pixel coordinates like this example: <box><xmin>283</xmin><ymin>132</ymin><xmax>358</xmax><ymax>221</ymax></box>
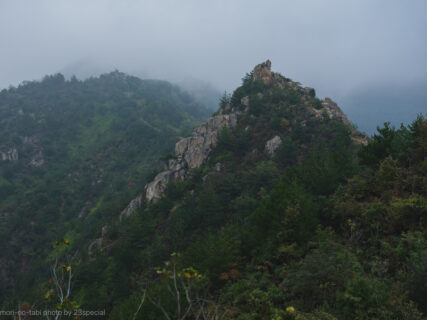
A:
<box><xmin>0</xmin><ymin>71</ymin><xmax>210</xmax><ymax>302</ymax></box>
<box><xmin>84</xmin><ymin>61</ymin><xmax>423</xmax><ymax>319</ymax></box>
<box><xmin>4</xmin><ymin>62</ymin><xmax>426</xmax><ymax>320</ymax></box>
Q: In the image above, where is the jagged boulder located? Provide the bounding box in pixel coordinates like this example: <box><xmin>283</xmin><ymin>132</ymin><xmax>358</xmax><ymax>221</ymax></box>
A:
<box><xmin>251</xmin><ymin>60</ymin><xmax>298</xmax><ymax>90</ymax></box>
<box><xmin>265</xmin><ymin>136</ymin><xmax>282</xmax><ymax>156</ymax></box>
<box><xmin>145</xmin><ymin>171</ymin><xmax>173</xmax><ymax>203</ymax></box>
<box><xmin>175</xmin><ymin>114</ymin><xmax>237</xmax><ymax>169</ymax></box>
<box><xmin>253</xmin><ymin>60</ymin><xmax>273</xmax><ymax>85</ymax></box>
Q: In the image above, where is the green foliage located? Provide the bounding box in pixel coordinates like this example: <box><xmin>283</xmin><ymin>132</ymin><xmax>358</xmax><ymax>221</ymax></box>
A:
<box><xmin>3</xmin><ymin>65</ymin><xmax>426</xmax><ymax>320</ymax></box>
<box><xmin>0</xmin><ymin>72</ymin><xmax>209</xmax><ymax>307</ymax></box>
<box><xmin>184</xmin><ymin>227</ymin><xmax>241</xmax><ymax>281</ymax></box>
<box><xmin>219</xmin><ymin>91</ymin><xmax>231</xmax><ymax>109</ymax></box>
<box><xmin>248</xmin><ymin>94</ymin><xmax>263</xmax><ymax>116</ymax></box>
<box><xmin>337</xmin><ymin>276</ymin><xmax>391</xmax><ymax>319</ymax></box>
<box><xmin>311</xmin><ymin>98</ymin><xmax>323</xmax><ymax>110</ymax></box>
<box><xmin>289</xmin><ymin>143</ymin><xmax>355</xmax><ymax>196</ymax></box>
<box><xmin>275</xmin><ymin>137</ymin><xmax>297</xmax><ymax>168</ymax></box>
<box><xmin>217</xmin><ymin>126</ymin><xmax>251</xmax><ymax>155</ymax></box>
<box><xmin>231</xmin><ymin>86</ymin><xmax>246</xmax><ymax>108</ymax></box>
<box><xmin>358</xmin><ymin>115</ymin><xmax>425</xmax><ymax>168</ymax></box>
<box><xmin>288</xmin><ymin>234</ymin><xmax>361</xmax><ymax>309</ymax></box>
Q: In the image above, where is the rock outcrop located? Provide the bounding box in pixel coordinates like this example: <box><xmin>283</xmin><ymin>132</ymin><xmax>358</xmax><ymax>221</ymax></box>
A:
<box><xmin>88</xmin><ymin>225</ymin><xmax>109</xmax><ymax>254</ymax></box>
<box><xmin>253</xmin><ymin>60</ymin><xmax>273</xmax><ymax>85</ymax></box>
<box><xmin>119</xmin><ymin>112</ymin><xmax>239</xmax><ymax>219</ymax></box>
<box><xmin>0</xmin><ymin>148</ymin><xmax>18</xmax><ymax>161</ymax></box>
<box><xmin>252</xmin><ymin>60</ymin><xmax>297</xmax><ymax>89</ymax></box>
<box><xmin>120</xmin><ymin>194</ymin><xmax>144</xmax><ymax>221</ymax></box>
<box><xmin>145</xmin><ymin>113</ymin><xmax>238</xmax><ymax>203</ymax></box>
<box><xmin>265</xmin><ymin>136</ymin><xmax>282</xmax><ymax>156</ymax></box>
<box><xmin>309</xmin><ymin>97</ymin><xmax>368</xmax><ymax>145</ymax></box>
<box><xmin>1</xmin><ymin>135</ymin><xmax>45</xmax><ymax>166</ymax></box>
<box><xmin>321</xmin><ymin>98</ymin><xmax>352</xmax><ymax>126</ymax></box>
<box><xmin>29</xmin><ymin>150</ymin><xmax>44</xmax><ymax>167</ymax></box>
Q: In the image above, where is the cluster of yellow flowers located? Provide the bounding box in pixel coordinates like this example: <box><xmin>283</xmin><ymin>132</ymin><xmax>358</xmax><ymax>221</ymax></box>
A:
<box><xmin>286</xmin><ymin>306</ymin><xmax>295</xmax><ymax>312</ymax></box>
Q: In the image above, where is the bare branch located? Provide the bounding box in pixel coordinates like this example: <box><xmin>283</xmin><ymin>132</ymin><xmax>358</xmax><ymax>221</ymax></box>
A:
<box><xmin>172</xmin><ymin>263</ymin><xmax>181</xmax><ymax>319</ymax></box>
<box><xmin>132</xmin><ymin>290</ymin><xmax>146</xmax><ymax>320</ymax></box>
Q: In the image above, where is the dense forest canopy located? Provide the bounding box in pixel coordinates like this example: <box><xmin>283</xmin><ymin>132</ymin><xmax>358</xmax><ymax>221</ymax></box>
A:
<box><xmin>0</xmin><ymin>72</ymin><xmax>210</xmax><ymax>306</ymax></box>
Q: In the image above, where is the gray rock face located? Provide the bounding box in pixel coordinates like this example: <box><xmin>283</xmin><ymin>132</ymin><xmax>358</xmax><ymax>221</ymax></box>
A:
<box><xmin>322</xmin><ymin>98</ymin><xmax>352</xmax><ymax>126</ymax></box>
<box><xmin>265</xmin><ymin>136</ymin><xmax>282</xmax><ymax>156</ymax></box>
<box><xmin>145</xmin><ymin>113</ymin><xmax>238</xmax><ymax>203</ymax></box>
<box><xmin>253</xmin><ymin>60</ymin><xmax>273</xmax><ymax>85</ymax></box>
<box><xmin>0</xmin><ymin>135</ymin><xmax>45</xmax><ymax>166</ymax></box>
<box><xmin>145</xmin><ymin>171</ymin><xmax>173</xmax><ymax>203</ymax></box>
<box><xmin>175</xmin><ymin>114</ymin><xmax>237</xmax><ymax>169</ymax></box>
<box><xmin>1</xmin><ymin>148</ymin><xmax>18</xmax><ymax>161</ymax></box>
<box><xmin>29</xmin><ymin>150</ymin><xmax>44</xmax><ymax>167</ymax></box>
<box><xmin>119</xmin><ymin>194</ymin><xmax>143</xmax><ymax>220</ymax></box>
<box><xmin>310</xmin><ymin>97</ymin><xmax>368</xmax><ymax>145</ymax></box>
<box><xmin>88</xmin><ymin>238</ymin><xmax>102</xmax><ymax>255</ymax></box>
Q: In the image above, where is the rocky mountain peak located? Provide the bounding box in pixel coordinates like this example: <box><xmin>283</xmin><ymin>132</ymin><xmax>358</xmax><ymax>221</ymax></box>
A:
<box><xmin>251</xmin><ymin>60</ymin><xmax>295</xmax><ymax>89</ymax></box>
<box><xmin>253</xmin><ymin>59</ymin><xmax>273</xmax><ymax>85</ymax></box>
<box><xmin>120</xmin><ymin>60</ymin><xmax>368</xmax><ymax>215</ymax></box>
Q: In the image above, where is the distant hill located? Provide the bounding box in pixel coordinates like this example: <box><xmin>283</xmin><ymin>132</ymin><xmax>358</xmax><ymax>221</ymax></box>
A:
<box><xmin>0</xmin><ymin>71</ymin><xmax>210</xmax><ymax>301</ymax></box>
<box><xmin>177</xmin><ymin>77</ymin><xmax>222</xmax><ymax>111</ymax></box>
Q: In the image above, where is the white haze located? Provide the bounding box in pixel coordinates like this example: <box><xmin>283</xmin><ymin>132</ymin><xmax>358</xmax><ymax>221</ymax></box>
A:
<box><xmin>1</xmin><ymin>0</ymin><xmax>426</xmax><ymax>131</ymax></box>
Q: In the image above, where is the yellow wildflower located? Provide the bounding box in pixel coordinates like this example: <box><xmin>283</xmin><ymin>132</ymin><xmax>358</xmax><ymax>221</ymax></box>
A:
<box><xmin>286</xmin><ymin>306</ymin><xmax>295</xmax><ymax>313</ymax></box>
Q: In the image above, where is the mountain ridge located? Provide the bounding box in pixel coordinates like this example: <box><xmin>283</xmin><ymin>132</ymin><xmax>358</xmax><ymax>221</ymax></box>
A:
<box><xmin>118</xmin><ymin>60</ymin><xmax>368</xmax><ymax>216</ymax></box>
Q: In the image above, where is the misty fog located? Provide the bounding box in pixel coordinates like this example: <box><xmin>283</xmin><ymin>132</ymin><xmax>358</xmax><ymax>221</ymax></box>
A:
<box><xmin>1</xmin><ymin>0</ymin><xmax>426</xmax><ymax>132</ymax></box>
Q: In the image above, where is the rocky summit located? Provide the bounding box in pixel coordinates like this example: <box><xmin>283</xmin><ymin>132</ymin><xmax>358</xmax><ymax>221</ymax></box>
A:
<box><xmin>121</xmin><ymin>60</ymin><xmax>367</xmax><ymax>214</ymax></box>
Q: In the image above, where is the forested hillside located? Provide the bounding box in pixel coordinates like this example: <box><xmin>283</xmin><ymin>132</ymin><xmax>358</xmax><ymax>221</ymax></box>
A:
<box><xmin>0</xmin><ymin>72</ymin><xmax>210</xmax><ymax>304</ymax></box>
<box><xmin>1</xmin><ymin>62</ymin><xmax>426</xmax><ymax>320</ymax></box>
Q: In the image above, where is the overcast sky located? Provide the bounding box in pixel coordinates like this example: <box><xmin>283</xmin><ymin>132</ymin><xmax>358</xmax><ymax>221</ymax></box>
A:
<box><xmin>1</xmin><ymin>0</ymin><xmax>426</xmax><ymax>104</ymax></box>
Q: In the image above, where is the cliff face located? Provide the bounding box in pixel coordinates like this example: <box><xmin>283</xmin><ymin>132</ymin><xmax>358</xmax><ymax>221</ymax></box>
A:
<box><xmin>145</xmin><ymin>113</ymin><xmax>237</xmax><ymax>202</ymax></box>
<box><xmin>118</xmin><ymin>113</ymin><xmax>238</xmax><ymax>220</ymax></box>
<box><xmin>0</xmin><ymin>148</ymin><xmax>18</xmax><ymax>161</ymax></box>
<box><xmin>0</xmin><ymin>134</ymin><xmax>44</xmax><ymax>166</ymax></box>
<box><xmin>119</xmin><ymin>112</ymin><xmax>239</xmax><ymax>220</ymax></box>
